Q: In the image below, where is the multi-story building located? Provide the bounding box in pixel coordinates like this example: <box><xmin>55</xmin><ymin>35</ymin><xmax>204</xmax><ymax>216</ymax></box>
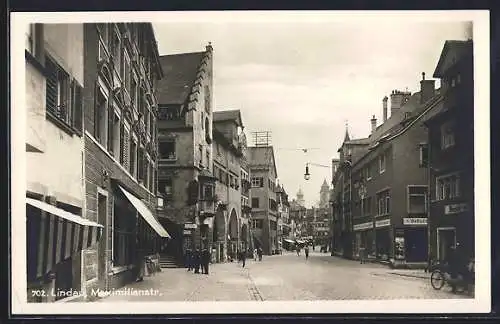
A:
<box><xmin>212</xmin><ymin>109</ymin><xmax>246</xmax><ymax>261</ymax></box>
<box><xmin>332</xmin><ymin>71</ymin><xmax>444</xmax><ymax>267</ymax></box>
<box><xmin>239</xmin><ymin>132</ymin><xmax>252</xmax><ymax>253</ymax></box>
<box><xmin>82</xmin><ymin>23</ymin><xmax>168</xmax><ymax>294</ymax></box>
<box><xmin>25</xmin><ymin>23</ymin><xmax>104</xmax><ymax>303</ymax></box>
<box><xmin>155</xmin><ymin>44</ymin><xmax>216</xmax><ymax>264</ymax></box>
<box><xmin>289</xmin><ymin>196</ymin><xmax>307</xmax><ymax>239</ymax></box>
<box><xmin>276</xmin><ymin>184</ymin><xmax>290</xmax><ymax>250</ymax></box>
<box><xmin>423</xmin><ymin>40</ymin><xmax>474</xmax><ymax>264</ymax></box>
<box><xmin>313</xmin><ymin>208</ymin><xmax>330</xmax><ymax>248</ymax></box>
<box><xmin>248</xmin><ymin>145</ymin><xmax>279</xmax><ymax>255</ymax></box>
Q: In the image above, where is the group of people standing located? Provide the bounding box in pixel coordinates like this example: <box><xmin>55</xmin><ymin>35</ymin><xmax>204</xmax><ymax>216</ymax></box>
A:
<box><xmin>185</xmin><ymin>248</ymin><xmax>211</xmax><ymax>275</ymax></box>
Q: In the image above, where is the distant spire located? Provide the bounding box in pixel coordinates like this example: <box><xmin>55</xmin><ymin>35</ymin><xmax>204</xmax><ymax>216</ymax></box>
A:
<box><xmin>344</xmin><ymin>120</ymin><xmax>351</xmax><ymax>142</ymax></box>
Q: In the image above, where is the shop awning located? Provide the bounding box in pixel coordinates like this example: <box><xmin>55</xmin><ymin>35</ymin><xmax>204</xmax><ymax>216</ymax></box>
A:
<box><xmin>118</xmin><ymin>185</ymin><xmax>170</xmax><ymax>238</ymax></box>
<box><xmin>26</xmin><ymin>197</ymin><xmax>104</xmax><ymax>280</ymax></box>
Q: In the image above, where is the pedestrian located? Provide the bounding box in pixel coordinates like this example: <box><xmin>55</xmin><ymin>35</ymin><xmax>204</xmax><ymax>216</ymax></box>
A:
<box><xmin>359</xmin><ymin>246</ymin><xmax>366</xmax><ymax>264</ymax></box>
<box><xmin>193</xmin><ymin>248</ymin><xmax>201</xmax><ymax>274</ymax></box>
<box><xmin>296</xmin><ymin>246</ymin><xmax>301</xmax><ymax>256</ymax></box>
<box><xmin>241</xmin><ymin>249</ymin><xmax>247</xmax><ymax>268</ymax></box>
<box><xmin>201</xmin><ymin>248</ymin><xmax>210</xmax><ymax>274</ymax></box>
<box><xmin>186</xmin><ymin>248</ymin><xmax>193</xmax><ymax>271</ymax></box>
<box><xmin>257</xmin><ymin>247</ymin><xmax>263</xmax><ymax>261</ymax></box>
<box><xmin>253</xmin><ymin>248</ymin><xmax>258</xmax><ymax>261</ymax></box>
<box><xmin>304</xmin><ymin>246</ymin><xmax>309</xmax><ymax>260</ymax></box>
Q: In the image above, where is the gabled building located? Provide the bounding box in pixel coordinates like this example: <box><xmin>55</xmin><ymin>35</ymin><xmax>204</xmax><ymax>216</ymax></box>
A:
<box><xmin>212</xmin><ymin>109</ymin><xmax>247</xmax><ymax>261</ymax></box>
<box><xmin>276</xmin><ymin>184</ymin><xmax>291</xmax><ymax>249</ymax></box>
<box><xmin>82</xmin><ymin>23</ymin><xmax>168</xmax><ymax>294</ymax></box>
<box><xmin>423</xmin><ymin>40</ymin><xmax>474</xmax><ymax>264</ymax></box>
<box><xmin>248</xmin><ymin>145</ymin><xmax>279</xmax><ymax>255</ymax></box>
<box><xmin>156</xmin><ymin>44</ymin><xmax>215</xmax><ymax>264</ymax></box>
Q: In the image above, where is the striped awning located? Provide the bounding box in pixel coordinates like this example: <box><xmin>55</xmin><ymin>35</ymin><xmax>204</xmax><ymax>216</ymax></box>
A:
<box><xmin>26</xmin><ymin>198</ymin><xmax>104</xmax><ymax>281</ymax></box>
<box><xmin>118</xmin><ymin>185</ymin><xmax>171</xmax><ymax>238</ymax></box>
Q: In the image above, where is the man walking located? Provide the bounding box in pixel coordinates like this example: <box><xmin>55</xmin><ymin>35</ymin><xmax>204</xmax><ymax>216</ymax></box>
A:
<box><xmin>304</xmin><ymin>245</ymin><xmax>310</xmax><ymax>260</ymax></box>
<box><xmin>193</xmin><ymin>248</ymin><xmax>201</xmax><ymax>274</ymax></box>
<box><xmin>241</xmin><ymin>249</ymin><xmax>247</xmax><ymax>268</ymax></box>
<box><xmin>257</xmin><ymin>247</ymin><xmax>263</xmax><ymax>261</ymax></box>
<box><xmin>201</xmin><ymin>248</ymin><xmax>210</xmax><ymax>274</ymax></box>
<box><xmin>359</xmin><ymin>246</ymin><xmax>366</xmax><ymax>264</ymax></box>
<box><xmin>185</xmin><ymin>248</ymin><xmax>193</xmax><ymax>271</ymax></box>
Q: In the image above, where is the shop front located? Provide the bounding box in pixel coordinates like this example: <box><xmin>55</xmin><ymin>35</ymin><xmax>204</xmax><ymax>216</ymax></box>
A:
<box><xmin>375</xmin><ymin>219</ymin><xmax>391</xmax><ymax>261</ymax></box>
<box><xmin>353</xmin><ymin>221</ymin><xmax>373</xmax><ymax>259</ymax></box>
<box><xmin>401</xmin><ymin>217</ymin><xmax>428</xmax><ymax>263</ymax></box>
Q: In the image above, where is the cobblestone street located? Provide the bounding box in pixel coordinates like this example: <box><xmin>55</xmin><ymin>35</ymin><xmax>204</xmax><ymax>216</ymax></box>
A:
<box><xmin>97</xmin><ymin>252</ymin><xmax>470</xmax><ymax>302</ymax></box>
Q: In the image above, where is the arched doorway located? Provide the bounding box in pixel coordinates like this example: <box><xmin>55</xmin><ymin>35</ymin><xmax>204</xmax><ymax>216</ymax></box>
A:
<box><xmin>228</xmin><ymin>209</ymin><xmax>239</xmax><ymax>259</ymax></box>
<box><xmin>212</xmin><ymin>210</ymin><xmax>225</xmax><ymax>262</ymax></box>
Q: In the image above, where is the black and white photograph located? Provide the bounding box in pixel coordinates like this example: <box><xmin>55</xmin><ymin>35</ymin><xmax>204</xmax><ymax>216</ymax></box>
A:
<box><xmin>10</xmin><ymin>10</ymin><xmax>490</xmax><ymax>314</ymax></box>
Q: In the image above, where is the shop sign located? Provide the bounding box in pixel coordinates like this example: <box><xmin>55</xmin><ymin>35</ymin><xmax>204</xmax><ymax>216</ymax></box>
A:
<box><xmin>444</xmin><ymin>203</ymin><xmax>468</xmax><ymax>215</ymax></box>
<box><xmin>375</xmin><ymin>219</ymin><xmax>391</xmax><ymax>228</ymax></box>
<box><xmin>403</xmin><ymin>218</ymin><xmax>428</xmax><ymax>226</ymax></box>
<box><xmin>184</xmin><ymin>223</ymin><xmax>197</xmax><ymax>229</ymax></box>
<box><xmin>183</xmin><ymin>230</ymin><xmax>192</xmax><ymax>235</ymax></box>
<box><xmin>353</xmin><ymin>222</ymin><xmax>373</xmax><ymax>231</ymax></box>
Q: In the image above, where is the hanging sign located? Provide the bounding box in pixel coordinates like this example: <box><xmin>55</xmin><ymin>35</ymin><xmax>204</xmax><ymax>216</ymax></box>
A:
<box><xmin>353</xmin><ymin>222</ymin><xmax>373</xmax><ymax>231</ymax></box>
<box><xmin>184</xmin><ymin>223</ymin><xmax>197</xmax><ymax>229</ymax></box>
<box><xmin>375</xmin><ymin>219</ymin><xmax>391</xmax><ymax>228</ymax></box>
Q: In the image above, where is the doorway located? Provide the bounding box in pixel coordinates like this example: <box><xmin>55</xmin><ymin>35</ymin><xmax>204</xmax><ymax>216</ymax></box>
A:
<box><xmin>437</xmin><ymin>227</ymin><xmax>456</xmax><ymax>262</ymax></box>
<box><xmin>404</xmin><ymin>228</ymin><xmax>428</xmax><ymax>262</ymax></box>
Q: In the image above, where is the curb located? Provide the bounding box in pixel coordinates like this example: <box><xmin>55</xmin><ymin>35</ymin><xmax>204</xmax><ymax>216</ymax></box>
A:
<box><xmin>388</xmin><ymin>272</ymin><xmax>429</xmax><ymax>280</ymax></box>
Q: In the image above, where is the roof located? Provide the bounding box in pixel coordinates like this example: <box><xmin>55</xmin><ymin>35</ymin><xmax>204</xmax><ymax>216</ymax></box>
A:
<box><xmin>157</xmin><ymin>52</ymin><xmax>205</xmax><ymax>105</ymax></box>
<box><xmin>213</xmin><ymin>110</ymin><xmax>244</xmax><ymax>128</ymax></box>
<box><xmin>247</xmin><ymin>146</ymin><xmax>278</xmax><ymax>179</ymax></box>
<box><xmin>433</xmin><ymin>40</ymin><xmax>473</xmax><ymax>78</ymax></box>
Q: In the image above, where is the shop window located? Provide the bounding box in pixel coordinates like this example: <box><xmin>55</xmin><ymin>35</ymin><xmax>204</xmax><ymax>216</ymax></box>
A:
<box><xmin>251</xmin><ymin>198</ymin><xmax>260</xmax><ymax>208</ymax></box>
<box><xmin>408</xmin><ymin>186</ymin><xmax>427</xmax><ymax>214</ymax></box>
<box><xmin>436</xmin><ymin>173</ymin><xmax>461</xmax><ymax>201</ymax></box>
<box><xmin>440</xmin><ymin>121</ymin><xmax>455</xmax><ymax>149</ymax></box>
<box><xmin>112</xmin><ymin>200</ymin><xmax>135</xmax><ymax>267</ymax></box>
<box><xmin>159</xmin><ymin>140</ymin><xmax>176</xmax><ymax>160</ymax></box>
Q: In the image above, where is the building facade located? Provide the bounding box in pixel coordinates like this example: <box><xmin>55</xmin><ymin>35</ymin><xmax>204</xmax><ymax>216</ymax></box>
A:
<box><xmin>276</xmin><ymin>184</ymin><xmax>291</xmax><ymax>250</ymax></box>
<box><xmin>248</xmin><ymin>145</ymin><xmax>279</xmax><ymax>255</ymax></box>
<box><xmin>82</xmin><ymin>23</ymin><xmax>168</xmax><ymax>295</ymax></box>
<box><xmin>25</xmin><ymin>23</ymin><xmax>104</xmax><ymax>303</ymax></box>
<box><xmin>155</xmin><ymin>44</ymin><xmax>216</xmax><ymax>263</ymax></box>
<box><xmin>423</xmin><ymin>40</ymin><xmax>474</xmax><ymax>264</ymax></box>
<box><xmin>212</xmin><ymin>110</ymin><xmax>247</xmax><ymax>261</ymax></box>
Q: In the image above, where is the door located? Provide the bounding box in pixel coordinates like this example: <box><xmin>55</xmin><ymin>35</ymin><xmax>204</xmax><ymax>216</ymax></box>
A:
<box><xmin>404</xmin><ymin>228</ymin><xmax>428</xmax><ymax>262</ymax></box>
<box><xmin>437</xmin><ymin>227</ymin><xmax>456</xmax><ymax>262</ymax></box>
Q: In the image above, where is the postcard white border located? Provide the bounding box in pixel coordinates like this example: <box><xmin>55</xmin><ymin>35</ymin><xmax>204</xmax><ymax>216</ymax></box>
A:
<box><xmin>10</xmin><ymin>10</ymin><xmax>490</xmax><ymax>314</ymax></box>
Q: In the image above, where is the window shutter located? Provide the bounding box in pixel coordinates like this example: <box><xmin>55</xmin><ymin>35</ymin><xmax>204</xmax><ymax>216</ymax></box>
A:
<box><xmin>45</xmin><ymin>59</ymin><xmax>58</xmax><ymax>116</ymax></box>
<box><xmin>72</xmin><ymin>83</ymin><xmax>83</xmax><ymax>132</ymax></box>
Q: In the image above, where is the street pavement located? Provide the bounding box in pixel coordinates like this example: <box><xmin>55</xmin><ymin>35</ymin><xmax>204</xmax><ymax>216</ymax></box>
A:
<box><xmin>97</xmin><ymin>251</ymin><xmax>470</xmax><ymax>302</ymax></box>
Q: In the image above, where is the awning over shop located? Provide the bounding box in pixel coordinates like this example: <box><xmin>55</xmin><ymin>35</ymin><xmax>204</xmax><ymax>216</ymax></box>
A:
<box><xmin>118</xmin><ymin>185</ymin><xmax>171</xmax><ymax>238</ymax></box>
<box><xmin>26</xmin><ymin>197</ymin><xmax>104</xmax><ymax>280</ymax></box>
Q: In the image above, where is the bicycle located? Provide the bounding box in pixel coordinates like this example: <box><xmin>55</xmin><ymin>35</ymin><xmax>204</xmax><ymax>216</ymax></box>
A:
<box><xmin>430</xmin><ymin>262</ymin><xmax>474</xmax><ymax>294</ymax></box>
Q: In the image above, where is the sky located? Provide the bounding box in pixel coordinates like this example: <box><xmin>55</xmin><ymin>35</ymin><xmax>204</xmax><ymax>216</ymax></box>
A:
<box><xmin>152</xmin><ymin>14</ymin><xmax>472</xmax><ymax>208</ymax></box>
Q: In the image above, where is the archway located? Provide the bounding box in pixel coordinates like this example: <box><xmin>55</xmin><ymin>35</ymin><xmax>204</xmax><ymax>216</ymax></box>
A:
<box><xmin>228</xmin><ymin>209</ymin><xmax>239</xmax><ymax>259</ymax></box>
<box><xmin>212</xmin><ymin>209</ymin><xmax>226</xmax><ymax>262</ymax></box>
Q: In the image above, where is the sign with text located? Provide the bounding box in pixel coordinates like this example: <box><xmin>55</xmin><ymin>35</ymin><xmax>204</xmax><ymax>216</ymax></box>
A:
<box><xmin>444</xmin><ymin>203</ymin><xmax>468</xmax><ymax>215</ymax></box>
<box><xmin>184</xmin><ymin>223</ymin><xmax>197</xmax><ymax>229</ymax></box>
<box><xmin>183</xmin><ymin>230</ymin><xmax>192</xmax><ymax>235</ymax></box>
<box><xmin>353</xmin><ymin>222</ymin><xmax>373</xmax><ymax>231</ymax></box>
<box><xmin>403</xmin><ymin>218</ymin><xmax>428</xmax><ymax>226</ymax></box>
<box><xmin>375</xmin><ymin>219</ymin><xmax>391</xmax><ymax>228</ymax></box>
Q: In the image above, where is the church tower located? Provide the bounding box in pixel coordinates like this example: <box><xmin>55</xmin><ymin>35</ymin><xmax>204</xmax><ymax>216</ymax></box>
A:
<box><xmin>296</xmin><ymin>188</ymin><xmax>305</xmax><ymax>207</ymax></box>
<box><xmin>319</xmin><ymin>179</ymin><xmax>330</xmax><ymax>208</ymax></box>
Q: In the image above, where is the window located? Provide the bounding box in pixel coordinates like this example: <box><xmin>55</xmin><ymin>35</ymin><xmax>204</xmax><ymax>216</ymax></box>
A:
<box><xmin>419</xmin><ymin>143</ymin><xmax>429</xmax><ymax>168</ymax></box>
<box><xmin>25</xmin><ymin>24</ymin><xmax>40</xmax><ymax>57</ymax></box>
<box><xmin>112</xmin><ymin>200</ymin><xmax>134</xmax><ymax>267</ymax></box>
<box><xmin>129</xmin><ymin>138</ymin><xmax>137</xmax><ymax>177</ymax></box>
<box><xmin>251</xmin><ymin>198</ymin><xmax>260</xmax><ymax>208</ymax></box>
<box><xmin>45</xmin><ymin>57</ymin><xmax>83</xmax><ymax>132</ymax></box>
<box><xmin>408</xmin><ymin>186</ymin><xmax>427</xmax><ymax>214</ymax></box>
<box><xmin>159</xmin><ymin>141</ymin><xmax>176</xmax><ymax>160</ymax></box>
<box><xmin>436</xmin><ymin>173</ymin><xmax>461</xmax><ymax>201</ymax></box>
<box><xmin>251</xmin><ymin>177</ymin><xmax>264</xmax><ymax>188</ymax></box>
<box><xmin>377</xmin><ymin>190</ymin><xmax>390</xmax><ymax>215</ymax></box>
<box><xmin>202</xmin><ymin>185</ymin><xmax>214</xmax><ymax>200</ymax></box>
<box><xmin>108</xmin><ymin>109</ymin><xmax>120</xmax><ymax>159</ymax></box>
<box><xmin>94</xmin><ymin>85</ymin><xmax>108</xmax><ymax>145</ymax></box>
<box><xmin>138</xmin><ymin>147</ymin><xmax>145</xmax><ymax>183</ymax></box>
<box><xmin>362</xmin><ymin>197</ymin><xmax>372</xmax><ymax>216</ymax></box>
<box><xmin>379</xmin><ymin>154</ymin><xmax>386</xmax><ymax>174</ymax></box>
<box><xmin>365</xmin><ymin>164</ymin><xmax>372</xmax><ymax>181</ymax></box>
<box><xmin>122</xmin><ymin>50</ymin><xmax>131</xmax><ymax>94</ymax></box>
<box><xmin>158</xmin><ymin>178</ymin><xmax>173</xmax><ymax>199</ymax></box>
<box><xmin>252</xmin><ymin>219</ymin><xmax>263</xmax><ymax>229</ymax></box>
<box><xmin>111</xmin><ymin>28</ymin><xmax>121</xmax><ymax>75</ymax></box>
<box><xmin>457</xmin><ymin>74</ymin><xmax>461</xmax><ymax>84</ymax></box>
<box><xmin>441</xmin><ymin>121</ymin><xmax>455</xmax><ymax>149</ymax></box>
<box><xmin>130</xmin><ymin>75</ymin><xmax>138</xmax><ymax>109</ymax></box>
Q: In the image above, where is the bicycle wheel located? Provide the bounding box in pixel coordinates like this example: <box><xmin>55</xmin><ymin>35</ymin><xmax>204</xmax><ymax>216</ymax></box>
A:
<box><xmin>431</xmin><ymin>270</ymin><xmax>445</xmax><ymax>290</ymax></box>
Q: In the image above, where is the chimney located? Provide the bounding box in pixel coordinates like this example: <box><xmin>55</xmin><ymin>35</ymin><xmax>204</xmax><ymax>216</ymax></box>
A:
<box><xmin>371</xmin><ymin>115</ymin><xmax>377</xmax><ymax>134</ymax></box>
<box><xmin>382</xmin><ymin>96</ymin><xmax>388</xmax><ymax>122</ymax></box>
<box><xmin>390</xmin><ymin>89</ymin><xmax>411</xmax><ymax>117</ymax></box>
<box><xmin>419</xmin><ymin>72</ymin><xmax>436</xmax><ymax>104</ymax></box>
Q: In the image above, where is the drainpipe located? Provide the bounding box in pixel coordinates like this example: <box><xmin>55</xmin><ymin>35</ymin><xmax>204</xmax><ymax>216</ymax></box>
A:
<box><xmin>426</xmin><ymin>142</ymin><xmax>432</xmax><ymax>272</ymax></box>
